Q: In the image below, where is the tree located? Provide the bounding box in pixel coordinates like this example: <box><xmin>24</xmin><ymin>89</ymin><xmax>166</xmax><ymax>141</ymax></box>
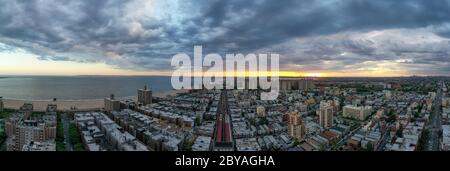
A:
<box><xmin>387</xmin><ymin>112</ymin><xmax>396</xmax><ymax>123</ymax></box>
<box><xmin>293</xmin><ymin>138</ymin><xmax>300</xmax><ymax>146</ymax></box>
<box><xmin>366</xmin><ymin>142</ymin><xmax>374</xmax><ymax>151</ymax></box>
<box><xmin>396</xmin><ymin>128</ymin><xmax>403</xmax><ymax>138</ymax></box>
<box><xmin>416</xmin><ymin>129</ymin><xmax>429</xmax><ymax>151</ymax></box>
<box><xmin>319</xmin><ymin>143</ymin><xmax>327</xmax><ymax>151</ymax></box>
<box><xmin>74</xmin><ymin>143</ymin><xmax>85</xmax><ymax>151</ymax></box>
<box><xmin>195</xmin><ymin>115</ymin><xmax>202</xmax><ymax>126</ymax></box>
<box><xmin>183</xmin><ymin>140</ymin><xmax>194</xmax><ymax>151</ymax></box>
<box><xmin>417</xmin><ymin>104</ymin><xmax>424</xmax><ymax>114</ymax></box>
<box><xmin>259</xmin><ymin>117</ymin><xmax>269</xmax><ymax>125</ymax></box>
<box><xmin>413</xmin><ymin>112</ymin><xmax>420</xmax><ymax>118</ymax></box>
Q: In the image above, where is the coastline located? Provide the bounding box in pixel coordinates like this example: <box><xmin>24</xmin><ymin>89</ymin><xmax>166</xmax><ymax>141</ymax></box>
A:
<box><xmin>2</xmin><ymin>89</ymin><xmax>188</xmax><ymax>112</ymax></box>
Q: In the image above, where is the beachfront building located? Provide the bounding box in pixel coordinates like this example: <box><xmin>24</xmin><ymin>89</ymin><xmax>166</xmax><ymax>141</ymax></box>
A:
<box><xmin>138</xmin><ymin>85</ymin><xmax>152</xmax><ymax>106</ymax></box>
<box><xmin>5</xmin><ymin>112</ymin><xmax>57</xmax><ymax>151</ymax></box>
<box><xmin>104</xmin><ymin>94</ymin><xmax>120</xmax><ymax>112</ymax></box>
<box><xmin>19</xmin><ymin>103</ymin><xmax>33</xmax><ymax>118</ymax></box>
<box><xmin>46</xmin><ymin>104</ymin><xmax>57</xmax><ymax>114</ymax></box>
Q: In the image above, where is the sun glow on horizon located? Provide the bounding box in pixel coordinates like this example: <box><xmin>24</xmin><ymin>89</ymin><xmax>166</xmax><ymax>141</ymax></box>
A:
<box><xmin>304</xmin><ymin>73</ymin><xmax>322</xmax><ymax>77</ymax></box>
<box><xmin>0</xmin><ymin>46</ymin><xmax>414</xmax><ymax>77</ymax></box>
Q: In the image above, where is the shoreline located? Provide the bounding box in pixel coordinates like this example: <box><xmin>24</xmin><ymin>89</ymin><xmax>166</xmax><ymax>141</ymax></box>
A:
<box><xmin>2</xmin><ymin>90</ymin><xmax>188</xmax><ymax>112</ymax></box>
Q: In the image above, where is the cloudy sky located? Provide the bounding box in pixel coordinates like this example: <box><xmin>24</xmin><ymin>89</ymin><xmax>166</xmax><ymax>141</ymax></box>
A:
<box><xmin>1</xmin><ymin>0</ymin><xmax>450</xmax><ymax>76</ymax></box>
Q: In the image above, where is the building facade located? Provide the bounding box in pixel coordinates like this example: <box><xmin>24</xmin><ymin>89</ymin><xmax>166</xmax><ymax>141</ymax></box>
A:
<box><xmin>104</xmin><ymin>94</ymin><xmax>120</xmax><ymax>112</ymax></box>
<box><xmin>256</xmin><ymin>106</ymin><xmax>266</xmax><ymax>117</ymax></box>
<box><xmin>279</xmin><ymin>78</ymin><xmax>315</xmax><ymax>91</ymax></box>
<box><xmin>319</xmin><ymin>105</ymin><xmax>334</xmax><ymax>129</ymax></box>
<box><xmin>343</xmin><ymin>105</ymin><xmax>372</xmax><ymax>121</ymax></box>
<box><xmin>5</xmin><ymin>113</ymin><xmax>57</xmax><ymax>151</ymax></box>
<box><xmin>287</xmin><ymin>111</ymin><xmax>305</xmax><ymax>141</ymax></box>
<box><xmin>138</xmin><ymin>85</ymin><xmax>152</xmax><ymax>106</ymax></box>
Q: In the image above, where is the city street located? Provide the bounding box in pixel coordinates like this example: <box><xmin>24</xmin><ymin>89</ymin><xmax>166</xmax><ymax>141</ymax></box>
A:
<box><xmin>427</xmin><ymin>82</ymin><xmax>443</xmax><ymax>151</ymax></box>
<box><xmin>62</xmin><ymin>113</ymin><xmax>73</xmax><ymax>151</ymax></box>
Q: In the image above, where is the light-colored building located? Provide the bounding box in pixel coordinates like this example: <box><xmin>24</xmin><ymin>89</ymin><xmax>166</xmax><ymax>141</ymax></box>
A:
<box><xmin>256</xmin><ymin>106</ymin><xmax>266</xmax><ymax>117</ymax></box>
<box><xmin>287</xmin><ymin>111</ymin><xmax>305</xmax><ymax>140</ymax></box>
<box><xmin>443</xmin><ymin>125</ymin><xmax>450</xmax><ymax>151</ymax></box>
<box><xmin>138</xmin><ymin>85</ymin><xmax>152</xmax><ymax>106</ymax></box>
<box><xmin>318</xmin><ymin>105</ymin><xmax>333</xmax><ymax>129</ymax></box>
<box><xmin>343</xmin><ymin>105</ymin><xmax>372</xmax><ymax>121</ymax></box>
<box><xmin>429</xmin><ymin>92</ymin><xmax>436</xmax><ymax>99</ymax></box>
<box><xmin>384</xmin><ymin>90</ymin><xmax>392</xmax><ymax>99</ymax></box>
<box><xmin>442</xmin><ymin>98</ymin><xmax>450</xmax><ymax>107</ymax></box>
<box><xmin>235</xmin><ymin>138</ymin><xmax>261</xmax><ymax>151</ymax></box>
<box><xmin>294</xmin><ymin>102</ymin><xmax>308</xmax><ymax>112</ymax></box>
<box><xmin>104</xmin><ymin>94</ymin><xmax>120</xmax><ymax>112</ymax></box>
<box><xmin>22</xmin><ymin>141</ymin><xmax>56</xmax><ymax>151</ymax></box>
<box><xmin>192</xmin><ymin>136</ymin><xmax>212</xmax><ymax>151</ymax></box>
<box><xmin>5</xmin><ymin>113</ymin><xmax>57</xmax><ymax>151</ymax></box>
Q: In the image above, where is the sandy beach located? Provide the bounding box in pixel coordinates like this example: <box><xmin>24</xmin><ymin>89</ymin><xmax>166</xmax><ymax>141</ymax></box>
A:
<box><xmin>3</xmin><ymin>90</ymin><xmax>188</xmax><ymax>111</ymax></box>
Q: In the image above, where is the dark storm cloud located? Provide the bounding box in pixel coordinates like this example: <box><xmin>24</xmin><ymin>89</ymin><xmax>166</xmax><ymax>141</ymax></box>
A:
<box><xmin>189</xmin><ymin>0</ymin><xmax>450</xmax><ymax>52</ymax></box>
<box><xmin>0</xmin><ymin>0</ymin><xmax>450</xmax><ymax>74</ymax></box>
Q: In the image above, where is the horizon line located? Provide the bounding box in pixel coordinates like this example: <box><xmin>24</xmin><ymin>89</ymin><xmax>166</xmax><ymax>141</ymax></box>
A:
<box><xmin>1</xmin><ymin>74</ymin><xmax>450</xmax><ymax>78</ymax></box>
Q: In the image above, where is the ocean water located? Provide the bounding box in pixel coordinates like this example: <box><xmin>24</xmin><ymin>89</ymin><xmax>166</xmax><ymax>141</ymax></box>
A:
<box><xmin>0</xmin><ymin>76</ymin><xmax>173</xmax><ymax>100</ymax></box>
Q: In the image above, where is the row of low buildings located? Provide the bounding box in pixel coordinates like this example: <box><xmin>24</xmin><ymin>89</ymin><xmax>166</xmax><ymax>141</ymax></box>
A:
<box><xmin>297</xmin><ymin>124</ymin><xmax>352</xmax><ymax>151</ymax></box>
<box><xmin>104</xmin><ymin>85</ymin><xmax>153</xmax><ymax>112</ymax></box>
<box><xmin>258</xmin><ymin>134</ymin><xmax>293</xmax><ymax>150</ymax></box>
<box><xmin>133</xmin><ymin>91</ymin><xmax>218</xmax><ymax>129</ymax></box>
<box><xmin>101</xmin><ymin>89</ymin><xmax>221</xmax><ymax>151</ymax></box>
<box><xmin>386</xmin><ymin>121</ymin><xmax>426</xmax><ymax>151</ymax></box>
<box><xmin>191</xmin><ymin>136</ymin><xmax>212</xmax><ymax>151</ymax></box>
<box><xmin>109</xmin><ymin>109</ymin><xmax>189</xmax><ymax>151</ymax></box>
<box><xmin>137</xmin><ymin>105</ymin><xmax>195</xmax><ymax>128</ymax></box>
<box><xmin>74</xmin><ymin>112</ymin><xmax>149</xmax><ymax>151</ymax></box>
<box><xmin>235</xmin><ymin>137</ymin><xmax>261</xmax><ymax>151</ymax></box>
<box><xmin>443</xmin><ymin>125</ymin><xmax>450</xmax><ymax>151</ymax></box>
<box><xmin>442</xmin><ymin>85</ymin><xmax>450</xmax><ymax>150</ymax></box>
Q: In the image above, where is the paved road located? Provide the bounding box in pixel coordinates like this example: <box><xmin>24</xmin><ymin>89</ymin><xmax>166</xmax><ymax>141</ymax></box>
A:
<box><xmin>376</xmin><ymin>123</ymin><xmax>392</xmax><ymax>151</ymax></box>
<box><xmin>427</xmin><ymin>82</ymin><xmax>443</xmax><ymax>151</ymax></box>
<box><xmin>331</xmin><ymin>123</ymin><xmax>362</xmax><ymax>151</ymax></box>
<box><xmin>62</xmin><ymin>113</ymin><xmax>73</xmax><ymax>151</ymax></box>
